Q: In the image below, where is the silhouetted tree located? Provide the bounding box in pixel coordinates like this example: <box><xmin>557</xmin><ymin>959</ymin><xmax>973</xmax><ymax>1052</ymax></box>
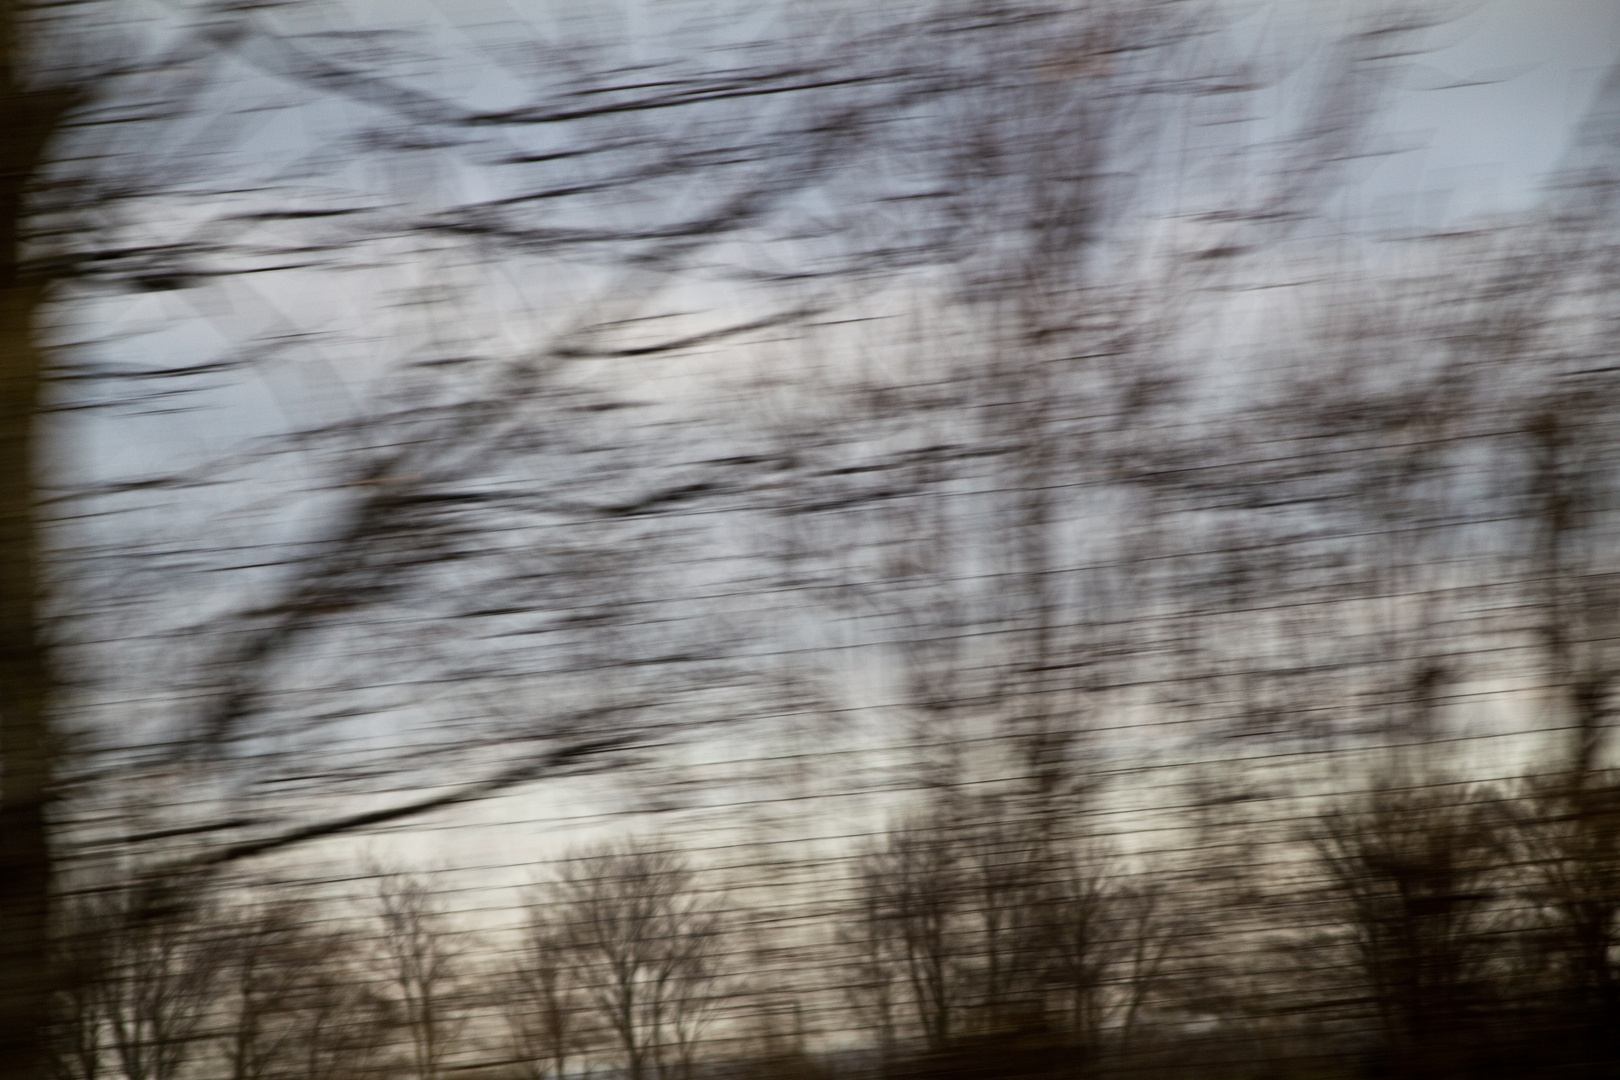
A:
<box><xmin>373</xmin><ymin>870</ymin><xmax>464</xmax><ymax>1080</ymax></box>
<box><xmin>543</xmin><ymin>841</ymin><xmax>724</xmax><ymax>1080</ymax></box>
<box><xmin>95</xmin><ymin>880</ymin><xmax>223</xmax><ymax>1080</ymax></box>
<box><xmin>506</xmin><ymin>912</ymin><xmax>588</xmax><ymax>1080</ymax></box>
<box><xmin>1314</xmin><ymin>785</ymin><xmax>1511</xmax><ymax>1080</ymax></box>
<box><xmin>215</xmin><ymin>894</ymin><xmax>390</xmax><ymax>1080</ymax></box>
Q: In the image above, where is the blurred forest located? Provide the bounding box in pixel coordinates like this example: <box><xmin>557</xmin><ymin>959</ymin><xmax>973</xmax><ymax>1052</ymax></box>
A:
<box><xmin>4</xmin><ymin>1</ymin><xmax>1620</xmax><ymax>1078</ymax></box>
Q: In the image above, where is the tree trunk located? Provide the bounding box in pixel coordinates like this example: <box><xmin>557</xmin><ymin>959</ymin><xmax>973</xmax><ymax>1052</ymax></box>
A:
<box><xmin>0</xmin><ymin>3</ymin><xmax>77</xmax><ymax>1074</ymax></box>
<box><xmin>0</xmin><ymin>275</ymin><xmax>52</xmax><ymax>1080</ymax></box>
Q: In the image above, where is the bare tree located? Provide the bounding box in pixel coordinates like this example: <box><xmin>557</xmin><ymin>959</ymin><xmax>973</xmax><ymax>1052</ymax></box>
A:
<box><xmin>213</xmin><ymin>894</ymin><xmax>391</xmax><ymax>1080</ymax></box>
<box><xmin>49</xmin><ymin>889</ymin><xmax>109</xmax><ymax>1080</ymax></box>
<box><xmin>853</xmin><ymin>786</ymin><xmax>1177</xmax><ymax>1074</ymax></box>
<box><xmin>217</xmin><ymin>899</ymin><xmax>311</xmax><ymax>1080</ymax></box>
<box><xmin>1313</xmin><ymin>785</ymin><xmax>1512</xmax><ymax>1080</ymax></box>
<box><xmin>373</xmin><ymin>869</ymin><xmax>464</xmax><ymax>1080</ymax></box>
<box><xmin>1043</xmin><ymin>853</ymin><xmax>1136</xmax><ymax>1062</ymax></box>
<box><xmin>92</xmin><ymin>878</ymin><xmax>223</xmax><ymax>1080</ymax></box>
<box><xmin>296</xmin><ymin>940</ymin><xmax>394</xmax><ymax>1080</ymax></box>
<box><xmin>1514</xmin><ymin>775</ymin><xmax>1620</xmax><ymax>1079</ymax></box>
<box><xmin>543</xmin><ymin>840</ymin><xmax>724</xmax><ymax>1080</ymax></box>
<box><xmin>505</xmin><ymin>913</ymin><xmax>588</xmax><ymax>1080</ymax></box>
<box><xmin>841</xmin><ymin>859</ymin><xmax>902</xmax><ymax>1067</ymax></box>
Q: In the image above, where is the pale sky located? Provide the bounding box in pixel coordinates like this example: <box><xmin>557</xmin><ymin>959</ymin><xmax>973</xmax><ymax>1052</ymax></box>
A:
<box><xmin>50</xmin><ymin>0</ymin><xmax>1620</xmax><ymax>886</ymax></box>
<box><xmin>1358</xmin><ymin>0</ymin><xmax>1620</xmax><ymax>223</ymax></box>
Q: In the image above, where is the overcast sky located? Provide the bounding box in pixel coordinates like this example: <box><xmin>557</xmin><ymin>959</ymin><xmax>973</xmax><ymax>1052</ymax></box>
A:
<box><xmin>52</xmin><ymin>0</ymin><xmax>1620</xmax><ymax>843</ymax></box>
<box><xmin>1355</xmin><ymin>0</ymin><xmax>1620</xmax><ymax>222</ymax></box>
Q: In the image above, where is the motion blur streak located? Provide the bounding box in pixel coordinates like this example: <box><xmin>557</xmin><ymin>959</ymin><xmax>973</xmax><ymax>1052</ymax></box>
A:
<box><xmin>2</xmin><ymin>2</ymin><xmax>1619</xmax><ymax>1079</ymax></box>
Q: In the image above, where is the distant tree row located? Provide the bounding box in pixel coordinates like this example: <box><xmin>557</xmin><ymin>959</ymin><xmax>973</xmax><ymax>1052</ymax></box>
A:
<box><xmin>37</xmin><ymin>764</ymin><xmax>1620</xmax><ymax>1080</ymax></box>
